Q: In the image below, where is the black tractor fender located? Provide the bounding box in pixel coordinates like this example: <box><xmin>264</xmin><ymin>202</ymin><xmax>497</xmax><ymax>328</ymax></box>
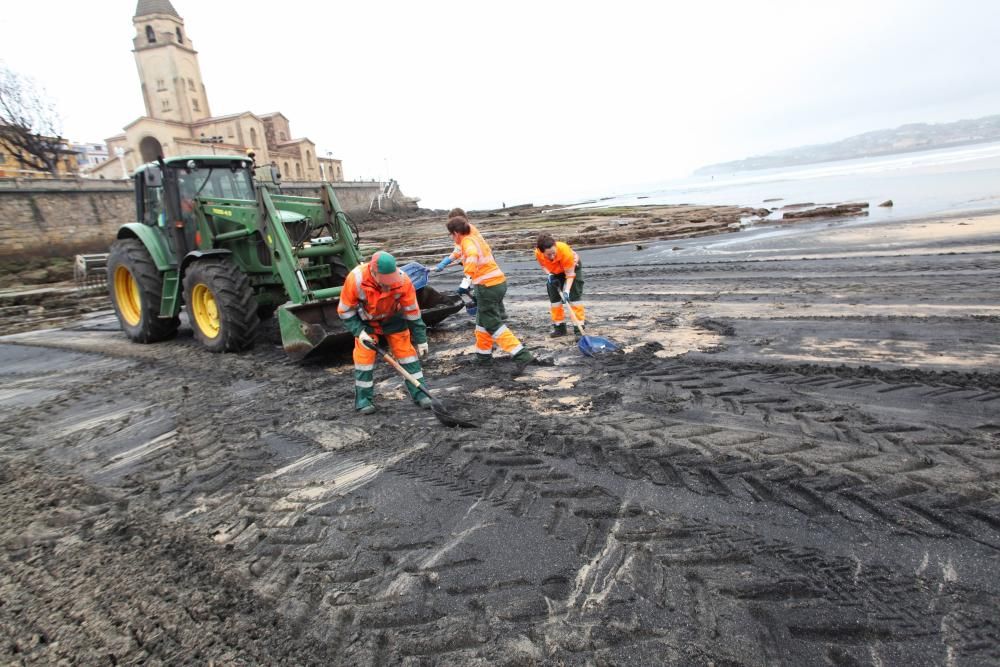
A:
<box><xmin>179</xmin><ymin>249</ymin><xmax>232</xmax><ymax>280</ymax></box>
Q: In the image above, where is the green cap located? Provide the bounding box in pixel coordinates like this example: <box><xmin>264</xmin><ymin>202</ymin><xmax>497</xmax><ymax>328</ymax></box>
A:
<box><xmin>375</xmin><ymin>251</ymin><xmax>397</xmax><ymax>275</ymax></box>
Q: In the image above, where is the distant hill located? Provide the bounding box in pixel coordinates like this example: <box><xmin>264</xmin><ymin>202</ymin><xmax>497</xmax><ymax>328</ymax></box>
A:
<box><xmin>694</xmin><ymin>114</ymin><xmax>1000</xmax><ymax>175</ymax></box>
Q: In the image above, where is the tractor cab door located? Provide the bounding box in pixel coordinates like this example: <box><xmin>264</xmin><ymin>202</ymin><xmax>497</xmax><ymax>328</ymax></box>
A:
<box><xmin>138</xmin><ymin>171</ymin><xmax>166</xmax><ymax>228</ymax></box>
<box><xmin>135</xmin><ymin>165</ymin><xmax>189</xmax><ymax>257</ymax></box>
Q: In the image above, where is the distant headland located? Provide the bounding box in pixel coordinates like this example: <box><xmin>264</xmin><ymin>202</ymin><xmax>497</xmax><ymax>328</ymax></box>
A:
<box><xmin>695</xmin><ymin>114</ymin><xmax>1000</xmax><ymax>175</ymax></box>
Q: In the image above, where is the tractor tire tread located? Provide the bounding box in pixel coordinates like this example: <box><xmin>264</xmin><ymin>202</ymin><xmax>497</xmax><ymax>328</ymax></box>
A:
<box><xmin>183</xmin><ymin>258</ymin><xmax>260</xmax><ymax>353</ymax></box>
<box><xmin>107</xmin><ymin>238</ymin><xmax>179</xmax><ymax>343</ymax></box>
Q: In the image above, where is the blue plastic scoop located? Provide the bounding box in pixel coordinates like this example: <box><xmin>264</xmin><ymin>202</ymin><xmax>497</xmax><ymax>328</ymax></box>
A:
<box><xmin>560</xmin><ymin>295</ymin><xmax>621</xmax><ymax>357</ymax></box>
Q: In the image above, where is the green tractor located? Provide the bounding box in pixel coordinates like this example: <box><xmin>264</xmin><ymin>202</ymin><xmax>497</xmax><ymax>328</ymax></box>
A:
<box><xmin>107</xmin><ymin>155</ymin><xmax>461</xmax><ymax>360</ymax></box>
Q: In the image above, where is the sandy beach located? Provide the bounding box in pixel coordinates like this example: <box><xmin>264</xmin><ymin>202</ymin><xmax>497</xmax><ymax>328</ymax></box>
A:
<box><xmin>1</xmin><ymin>204</ymin><xmax>999</xmax><ymax>664</ymax></box>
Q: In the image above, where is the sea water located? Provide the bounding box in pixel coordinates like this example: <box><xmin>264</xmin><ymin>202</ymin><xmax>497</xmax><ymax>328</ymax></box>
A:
<box><xmin>568</xmin><ymin>141</ymin><xmax>1000</xmax><ymax>221</ymax></box>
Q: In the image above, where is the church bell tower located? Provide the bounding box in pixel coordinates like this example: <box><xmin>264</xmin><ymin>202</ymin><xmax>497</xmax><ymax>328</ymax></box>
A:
<box><xmin>132</xmin><ymin>0</ymin><xmax>211</xmax><ymax>124</ymax></box>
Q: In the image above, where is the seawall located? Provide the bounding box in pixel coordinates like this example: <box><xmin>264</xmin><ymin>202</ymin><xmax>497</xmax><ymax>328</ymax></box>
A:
<box><xmin>0</xmin><ymin>179</ymin><xmax>408</xmax><ymax>259</ymax></box>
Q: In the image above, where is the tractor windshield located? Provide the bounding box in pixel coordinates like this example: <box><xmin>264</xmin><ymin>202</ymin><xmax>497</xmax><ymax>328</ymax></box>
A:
<box><xmin>177</xmin><ymin>166</ymin><xmax>254</xmax><ymax>203</ymax></box>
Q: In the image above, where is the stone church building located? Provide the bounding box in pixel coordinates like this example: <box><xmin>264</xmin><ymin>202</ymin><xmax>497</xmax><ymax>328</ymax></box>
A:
<box><xmin>88</xmin><ymin>0</ymin><xmax>343</xmax><ymax>182</ymax></box>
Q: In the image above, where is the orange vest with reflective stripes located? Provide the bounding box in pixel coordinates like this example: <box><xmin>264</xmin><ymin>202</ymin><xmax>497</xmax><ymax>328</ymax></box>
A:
<box><xmin>457</xmin><ymin>225</ymin><xmax>505</xmax><ymax>287</ymax></box>
<box><xmin>534</xmin><ymin>241</ymin><xmax>578</xmax><ymax>277</ymax></box>
<box><xmin>336</xmin><ymin>263</ymin><xmax>421</xmax><ymax>330</ymax></box>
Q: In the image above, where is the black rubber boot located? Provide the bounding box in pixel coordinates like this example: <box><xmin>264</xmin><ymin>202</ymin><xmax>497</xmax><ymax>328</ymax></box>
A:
<box><xmin>510</xmin><ymin>350</ymin><xmax>535</xmax><ymax>377</ymax></box>
<box><xmin>549</xmin><ymin>323</ymin><xmax>567</xmax><ymax>338</ymax></box>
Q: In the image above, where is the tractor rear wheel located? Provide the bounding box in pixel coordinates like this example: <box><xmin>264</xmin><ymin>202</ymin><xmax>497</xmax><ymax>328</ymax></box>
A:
<box><xmin>107</xmin><ymin>238</ymin><xmax>179</xmax><ymax>343</ymax></box>
<box><xmin>183</xmin><ymin>259</ymin><xmax>260</xmax><ymax>353</ymax></box>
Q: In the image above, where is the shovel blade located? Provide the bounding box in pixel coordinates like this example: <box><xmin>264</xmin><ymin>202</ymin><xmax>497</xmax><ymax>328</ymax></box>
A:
<box><xmin>431</xmin><ymin>400</ymin><xmax>478</xmax><ymax>428</ymax></box>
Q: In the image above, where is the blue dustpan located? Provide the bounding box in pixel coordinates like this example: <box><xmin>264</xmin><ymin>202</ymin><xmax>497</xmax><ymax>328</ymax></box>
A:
<box><xmin>401</xmin><ymin>262</ymin><xmax>430</xmax><ymax>290</ymax></box>
<box><xmin>560</xmin><ymin>295</ymin><xmax>620</xmax><ymax>356</ymax></box>
<box><xmin>579</xmin><ymin>334</ymin><xmax>620</xmax><ymax>357</ymax></box>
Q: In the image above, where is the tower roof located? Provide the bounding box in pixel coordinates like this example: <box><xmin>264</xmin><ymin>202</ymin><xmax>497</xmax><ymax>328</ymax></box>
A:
<box><xmin>134</xmin><ymin>0</ymin><xmax>180</xmax><ymax>18</ymax></box>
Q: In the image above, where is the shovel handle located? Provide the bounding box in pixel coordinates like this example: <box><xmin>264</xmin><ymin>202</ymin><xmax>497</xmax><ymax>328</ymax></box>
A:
<box><xmin>375</xmin><ymin>343</ymin><xmax>426</xmax><ymax>389</ymax></box>
<box><xmin>560</xmin><ymin>295</ymin><xmax>586</xmax><ymax>335</ymax></box>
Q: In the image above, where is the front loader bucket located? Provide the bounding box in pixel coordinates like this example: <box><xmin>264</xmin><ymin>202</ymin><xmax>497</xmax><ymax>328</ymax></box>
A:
<box><xmin>417</xmin><ymin>285</ymin><xmax>464</xmax><ymax>327</ymax></box>
<box><xmin>278</xmin><ymin>285</ymin><xmax>464</xmax><ymax>362</ymax></box>
<box><xmin>278</xmin><ymin>301</ymin><xmax>353</xmax><ymax>362</ymax></box>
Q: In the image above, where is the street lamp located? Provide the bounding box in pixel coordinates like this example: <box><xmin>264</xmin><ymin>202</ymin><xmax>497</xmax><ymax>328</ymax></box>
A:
<box><xmin>115</xmin><ymin>147</ymin><xmax>127</xmax><ymax>178</ymax></box>
<box><xmin>199</xmin><ymin>134</ymin><xmax>224</xmax><ymax>155</ymax></box>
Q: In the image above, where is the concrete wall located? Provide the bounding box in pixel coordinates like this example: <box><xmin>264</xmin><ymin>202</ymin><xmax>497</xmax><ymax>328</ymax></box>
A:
<box><xmin>0</xmin><ymin>178</ymin><xmax>402</xmax><ymax>259</ymax></box>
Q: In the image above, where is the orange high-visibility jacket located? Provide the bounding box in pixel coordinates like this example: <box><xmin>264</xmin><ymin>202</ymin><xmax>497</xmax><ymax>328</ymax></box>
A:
<box><xmin>534</xmin><ymin>241</ymin><xmax>579</xmax><ymax>278</ymax></box>
<box><xmin>446</xmin><ymin>223</ymin><xmax>484</xmax><ymax>263</ymax></box>
<box><xmin>455</xmin><ymin>225</ymin><xmax>505</xmax><ymax>287</ymax></box>
<box><xmin>337</xmin><ymin>260</ymin><xmax>426</xmax><ymax>340</ymax></box>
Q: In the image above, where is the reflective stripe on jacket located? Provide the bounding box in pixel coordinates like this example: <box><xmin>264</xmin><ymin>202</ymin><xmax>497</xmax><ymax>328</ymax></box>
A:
<box><xmin>534</xmin><ymin>241</ymin><xmax>578</xmax><ymax>278</ymax></box>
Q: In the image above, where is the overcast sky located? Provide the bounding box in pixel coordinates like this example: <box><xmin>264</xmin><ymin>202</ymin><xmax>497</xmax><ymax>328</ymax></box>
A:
<box><xmin>3</xmin><ymin>0</ymin><xmax>999</xmax><ymax>208</ymax></box>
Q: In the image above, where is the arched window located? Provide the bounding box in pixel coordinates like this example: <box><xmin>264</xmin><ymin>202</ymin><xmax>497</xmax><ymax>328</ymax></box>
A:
<box><xmin>295</xmin><ymin>163</ymin><xmax>302</xmax><ymax>179</ymax></box>
<box><xmin>249</xmin><ymin>128</ymin><xmax>258</xmax><ymax>148</ymax></box>
<box><xmin>306</xmin><ymin>150</ymin><xmax>313</xmax><ymax>167</ymax></box>
<box><xmin>187</xmin><ymin>78</ymin><xmax>195</xmax><ymax>91</ymax></box>
<box><xmin>283</xmin><ymin>162</ymin><xmax>289</xmax><ymax>177</ymax></box>
<box><xmin>279</xmin><ymin>131</ymin><xmax>286</xmax><ymax>141</ymax></box>
<box><xmin>146</xmin><ymin>26</ymin><xmax>156</xmax><ymax>43</ymax></box>
<box><xmin>176</xmin><ymin>28</ymin><xmax>183</xmax><ymax>43</ymax></box>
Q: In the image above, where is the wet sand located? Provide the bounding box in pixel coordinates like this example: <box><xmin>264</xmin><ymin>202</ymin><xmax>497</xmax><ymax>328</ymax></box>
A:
<box><xmin>1</xmin><ymin>208</ymin><xmax>999</xmax><ymax>664</ymax></box>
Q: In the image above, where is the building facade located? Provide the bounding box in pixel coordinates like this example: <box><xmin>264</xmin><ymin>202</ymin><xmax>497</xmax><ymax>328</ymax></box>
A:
<box><xmin>0</xmin><ymin>133</ymin><xmax>79</xmax><ymax>179</ymax></box>
<box><xmin>71</xmin><ymin>142</ymin><xmax>110</xmax><ymax>170</ymax></box>
<box><xmin>87</xmin><ymin>0</ymin><xmax>343</xmax><ymax>182</ymax></box>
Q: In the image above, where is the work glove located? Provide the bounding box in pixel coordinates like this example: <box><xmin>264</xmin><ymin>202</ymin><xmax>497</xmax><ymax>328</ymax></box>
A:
<box><xmin>433</xmin><ymin>257</ymin><xmax>452</xmax><ymax>272</ymax></box>
<box><xmin>561</xmin><ymin>290</ymin><xmax>571</xmax><ymax>302</ymax></box>
<box><xmin>358</xmin><ymin>330</ymin><xmax>377</xmax><ymax>350</ymax></box>
<box><xmin>546</xmin><ymin>274</ymin><xmax>557</xmax><ymax>286</ymax></box>
<box><xmin>416</xmin><ymin>342</ymin><xmax>429</xmax><ymax>357</ymax></box>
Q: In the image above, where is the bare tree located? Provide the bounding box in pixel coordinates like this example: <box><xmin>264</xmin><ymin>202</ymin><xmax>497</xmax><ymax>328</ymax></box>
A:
<box><xmin>0</xmin><ymin>64</ymin><xmax>66</xmax><ymax>175</ymax></box>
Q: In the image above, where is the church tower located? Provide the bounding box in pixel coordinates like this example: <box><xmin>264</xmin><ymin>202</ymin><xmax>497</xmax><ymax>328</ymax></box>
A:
<box><xmin>132</xmin><ymin>0</ymin><xmax>211</xmax><ymax>124</ymax></box>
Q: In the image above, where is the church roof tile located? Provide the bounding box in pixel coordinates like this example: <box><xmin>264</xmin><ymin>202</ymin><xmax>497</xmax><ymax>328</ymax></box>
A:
<box><xmin>134</xmin><ymin>0</ymin><xmax>180</xmax><ymax>18</ymax></box>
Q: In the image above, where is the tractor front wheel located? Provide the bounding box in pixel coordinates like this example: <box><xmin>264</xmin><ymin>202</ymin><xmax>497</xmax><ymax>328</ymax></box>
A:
<box><xmin>183</xmin><ymin>259</ymin><xmax>259</xmax><ymax>352</ymax></box>
<box><xmin>107</xmin><ymin>238</ymin><xmax>179</xmax><ymax>343</ymax></box>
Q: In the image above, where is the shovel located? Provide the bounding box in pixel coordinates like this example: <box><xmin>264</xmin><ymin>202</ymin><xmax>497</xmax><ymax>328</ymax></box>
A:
<box><xmin>374</xmin><ymin>342</ymin><xmax>479</xmax><ymax>428</ymax></box>
<box><xmin>560</xmin><ymin>295</ymin><xmax>620</xmax><ymax>357</ymax></box>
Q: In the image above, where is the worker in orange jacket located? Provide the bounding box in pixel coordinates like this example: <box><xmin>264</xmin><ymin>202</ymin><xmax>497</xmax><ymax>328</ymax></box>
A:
<box><xmin>431</xmin><ymin>209</ymin><xmax>534</xmax><ymax>374</ymax></box>
<box><xmin>535</xmin><ymin>233</ymin><xmax>585</xmax><ymax>337</ymax></box>
<box><xmin>337</xmin><ymin>251</ymin><xmax>432</xmax><ymax>414</ymax></box>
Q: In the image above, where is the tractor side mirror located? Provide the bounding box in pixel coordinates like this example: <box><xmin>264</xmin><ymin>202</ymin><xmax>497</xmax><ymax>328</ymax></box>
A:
<box><xmin>144</xmin><ymin>166</ymin><xmax>163</xmax><ymax>188</ymax></box>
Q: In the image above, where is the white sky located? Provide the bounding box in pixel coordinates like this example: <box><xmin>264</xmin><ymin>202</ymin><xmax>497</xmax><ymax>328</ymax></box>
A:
<box><xmin>3</xmin><ymin>0</ymin><xmax>999</xmax><ymax>208</ymax></box>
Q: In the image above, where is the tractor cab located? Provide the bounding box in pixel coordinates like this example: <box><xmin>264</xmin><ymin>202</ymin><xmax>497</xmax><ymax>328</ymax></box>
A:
<box><xmin>134</xmin><ymin>156</ymin><xmax>256</xmax><ymax>256</ymax></box>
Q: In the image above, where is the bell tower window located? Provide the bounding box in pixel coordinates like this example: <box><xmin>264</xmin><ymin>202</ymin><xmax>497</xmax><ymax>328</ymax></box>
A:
<box><xmin>146</xmin><ymin>25</ymin><xmax>156</xmax><ymax>43</ymax></box>
<box><xmin>176</xmin><ymin>28</ymin><xmax>183</xmax><ymax>43</ymax></box>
